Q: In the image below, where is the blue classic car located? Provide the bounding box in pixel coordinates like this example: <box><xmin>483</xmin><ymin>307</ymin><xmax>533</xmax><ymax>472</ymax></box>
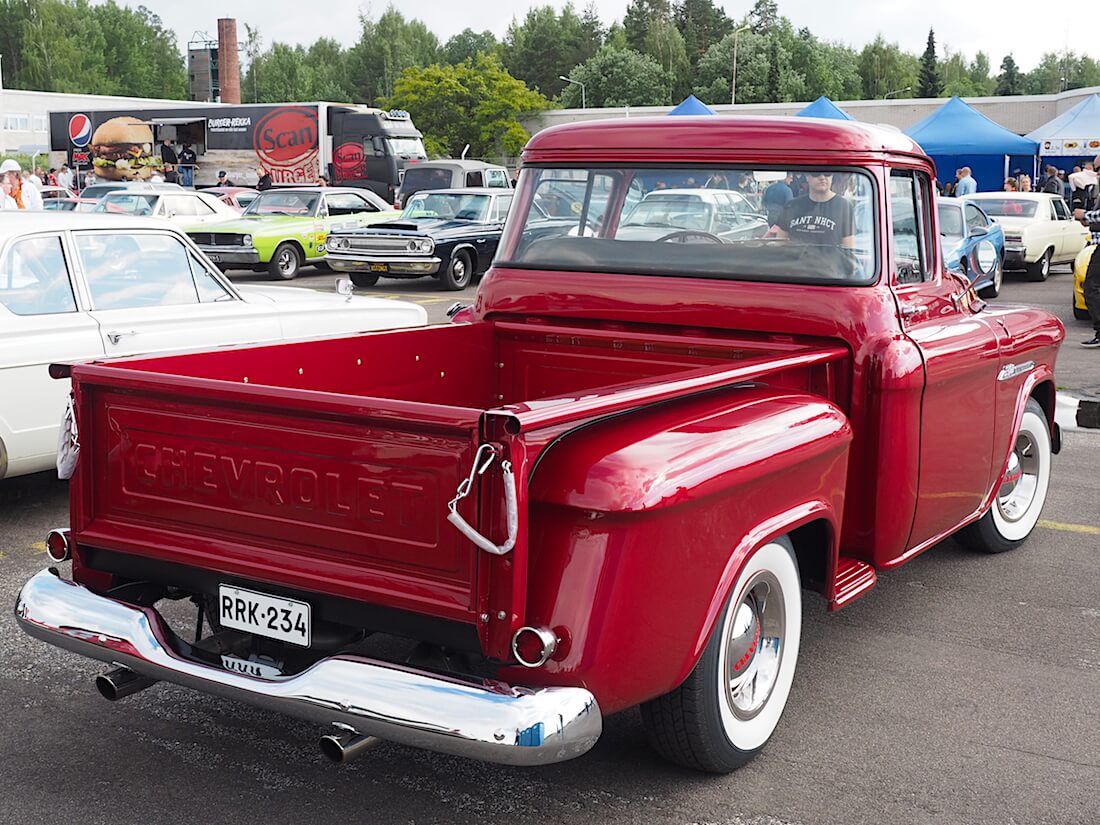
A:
<box><xmin>937</xmin><ymin>198</ymin><xmax>1005</xmax><ymax>298</ymax></box>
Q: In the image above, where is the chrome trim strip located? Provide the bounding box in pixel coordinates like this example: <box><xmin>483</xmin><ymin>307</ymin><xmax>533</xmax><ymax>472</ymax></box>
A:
<box><xmin>14</xmin><ymin>570</ymin><xmax>601</xmax><ymax>766</ymax></box>
<box><xmin>998</xmin><ymin>361</ymin><xmax>1036</xmax><ymax>381</ymax></box>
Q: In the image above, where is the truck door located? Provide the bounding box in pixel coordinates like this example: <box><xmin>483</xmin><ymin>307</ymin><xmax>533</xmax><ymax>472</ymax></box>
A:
<box><xmin>889</xmin><ymin>170</ymin><xmax>1002</xmax><ymax>549</ymax></box>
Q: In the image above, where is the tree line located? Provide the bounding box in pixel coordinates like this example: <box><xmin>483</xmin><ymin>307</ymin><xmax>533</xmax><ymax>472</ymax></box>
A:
<box><xmin>4</xmin><ymin>0</ymin><xmax>1100</xmax><ymax>159</ymax></box>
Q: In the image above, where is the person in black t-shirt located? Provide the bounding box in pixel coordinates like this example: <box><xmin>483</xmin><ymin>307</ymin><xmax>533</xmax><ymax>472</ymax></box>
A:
<box><xmin>768</xmin><ymin>171</ymin><xmax>855</xmax><ymax>247</ymax></box>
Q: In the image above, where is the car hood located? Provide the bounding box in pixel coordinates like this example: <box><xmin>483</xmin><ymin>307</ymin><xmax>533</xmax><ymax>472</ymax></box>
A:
<box><xmin>197</xmin><ymin>215</ymin><xmax>320</xmax><ymax>234</ymax></box>
<box><xmin>235</xmin><ymin>284</ymin><xmax>427</xmax><ymax>336</ymax></box>
<box><xmin>366</xmin><ymin>217</ymin><xmax>499</xmax><ymax>238</ymax></box>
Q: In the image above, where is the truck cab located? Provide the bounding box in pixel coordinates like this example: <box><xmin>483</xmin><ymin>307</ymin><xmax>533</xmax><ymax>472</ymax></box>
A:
<box><xmin>17</xmin><ymin>117</ymin><xmax>1062</xmax><ymax>775</ymax></box>
<box><xmin>330</xmin><ymin>107</ymin><xmax>427</xmax><ymax>202</ymax></box>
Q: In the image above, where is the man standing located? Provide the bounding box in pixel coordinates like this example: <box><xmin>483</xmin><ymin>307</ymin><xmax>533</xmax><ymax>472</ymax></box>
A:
<box><xmin>1040</xmin><ymin>165</ymin><xmax>1063</xmax><ymax>195</ymax></box>
<box><xmin>0</xmin><ymin>159</ymin><xmax>43</xmax><ymax>209</ymax></box>
<box><xmin>954</xmin><ymin>167</ymin><xmax>977</xmax><ymax>196</ymax></box>
<box><xmin>762</xmin><ymin>173</ymin><xmax>794</xmax><ymax>226</ymax></box>
<box><xmin>57</xmin><ymin>164</ymin><xmax>74</xmax><ymax>192</ymax></box>
<box><xmin>178</xmin><ymin>143</ymin><xmax>197</xmax><ymax>187</ymax></box>
<box><xmin>767</xmin><ymin>170</ymin><xmax>855</xmax><ymax>247</ymax></box>
<box><xmin>160</xmin><ymin>137</ymin><xmax>179</xmax><ymax>183</ymax></box>
<box><xmin>256</xmin><ymin>166</ymin><xmax>273</xmax><ymax>190</ymax></box>
<box><xmin>1074</xmin><ymin>159</ymin><xmax>1100</xmax><ymax>348</ymax></box>
<box><xmin>217</xmin><ymin>169</ymin><xmax>235</xmax><ymax>187</ymax></box>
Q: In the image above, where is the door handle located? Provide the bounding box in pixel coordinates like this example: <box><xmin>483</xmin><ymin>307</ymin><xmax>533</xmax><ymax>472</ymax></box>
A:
<box><xmin>106</xmin><ymin>330</ymin><xmax>137</xmax><ymax>345</ymax></box>
<box><xmin>899</xmin><ymin>304</ymin><xmax>928</xmax><ymax>319</ymax></box>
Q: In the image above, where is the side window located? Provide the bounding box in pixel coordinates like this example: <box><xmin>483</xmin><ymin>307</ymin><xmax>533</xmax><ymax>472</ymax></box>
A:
<box><xmin>76</xmin><ymin>232</ymin><xmax>200</xmax><ymax>310</ymax></box>
<box><xmin>1049</xmin><ymin>200</ymin><xmax>1058</xmax><ymax>220</ymax></box>
<box><xmin>890</xmin><ymin>172</ymin><xmax>930</xmax><ymax>283</ymax></box>
<box><xmin>964</xmin><ymin>204</ymin><xmax>987</xmax><ymax>232</ymax></box>
<box><xmin>486</xmin><ymin>170</ymin><xmax>507</xmax><ymax>189</ymax></box>
<box><xmin>491</xmin><ymin>195</ymin><xmax>513</xmax><ymax>222</ymax></box>
<box><xmin>466</xmin><ymin>171</ymin><xmax>484</xmax><ymax>188</ymax></box>
<box><xmin>168</xmin><ymin>196</ymin><xmax>199</xmax><ymax>217</ymax></box>
<box><xmin>193</xmin><ymin>197</ymin><xmax>218</xmax><ymax>216</ymax></box>
<box><xmin>1052</xmin><ymin>198</ymin><xmax>1071</xmax><ymax>220</ymax></box>
<box><xmin>0</xmin><ymin>235</ymin><xmax>77</xmax><ymax>316</ymax></box>
<box><xmin>187</xmin><ymin>252</ymin><xmax>234</xmax><ymax>302</ymax></box>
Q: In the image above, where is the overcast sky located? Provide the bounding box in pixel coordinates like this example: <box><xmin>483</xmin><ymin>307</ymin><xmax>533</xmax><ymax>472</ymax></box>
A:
<box><xmin>145</xmin><ymin>0</ymin><xmax>1088</xmax><ymax>80</ymax></box>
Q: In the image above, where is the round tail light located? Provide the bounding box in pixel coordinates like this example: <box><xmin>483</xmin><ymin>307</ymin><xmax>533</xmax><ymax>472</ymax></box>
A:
<box><xmin>45</xmin><ymin>529</ymin><xmax>71</xmax><ymax>563</ymax></box>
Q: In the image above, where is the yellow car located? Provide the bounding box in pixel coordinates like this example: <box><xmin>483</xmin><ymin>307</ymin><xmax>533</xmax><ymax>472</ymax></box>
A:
<box><xmin>1074</xmin><ymin>244</ymin><xmax>1092</xmax><ymax>321</ymax></box>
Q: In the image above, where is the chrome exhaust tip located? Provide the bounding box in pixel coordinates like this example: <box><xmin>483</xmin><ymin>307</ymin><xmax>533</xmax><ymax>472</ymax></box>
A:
<box><xmin>95</xmin><ymin>666</ymin><xmax>157</xmax><ymax>701</ymax></box>
<box><xmin>319</xmin><ymin>727</ymin><xmax>382</xmax><ymax>764</ymax></box>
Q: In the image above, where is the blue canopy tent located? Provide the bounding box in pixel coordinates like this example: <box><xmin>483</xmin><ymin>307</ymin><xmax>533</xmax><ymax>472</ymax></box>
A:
<box><xmin>905</xmin><ymin>96</ymin><xmax>1038</xmax><ymax>192</ymax></box>
<box><xmin>668</xmin><ymin>95</ymin><xmax>717</xmax><ymax>116</ymax></box>
<box><xmin>1026</xmin><ymin>94</ymin><xmax>1100</xmax><ymax>172</ymax></box>
<box><xmin>796</xmin><ymin>96</ymin><xmax>854</xmax><ymax>121</ymax></box>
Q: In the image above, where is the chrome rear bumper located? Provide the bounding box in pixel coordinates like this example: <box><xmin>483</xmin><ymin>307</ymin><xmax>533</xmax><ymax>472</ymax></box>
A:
<box><xmin>15</xmin><ymin>569</ymin><xmax>601</xmax><ymax>766</ymax></box>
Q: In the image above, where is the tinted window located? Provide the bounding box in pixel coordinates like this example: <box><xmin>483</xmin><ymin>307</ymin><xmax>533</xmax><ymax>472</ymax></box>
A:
<box><xmin>0</xmin><ymin>235</ymin><xmax>77</xmax><ymax>316</ymax></box>
<box><xmin>1052</xmin><ymin>198</ymin><xmax>1071</xmax><ymax>220</ymax></box>
<box><xmin>77</xmin><ymin>233</ymin><xmax>200</xmax><ymax>310</ymax></box>
<box><xmin>465</xmin><ymin>171</ymin><xmax>484</xmax><ymax>187</ymax></box>
<box><xmin>401</xmin><ymin>167</ymin><xmax>452</xmax><ymax>194</ymax></box>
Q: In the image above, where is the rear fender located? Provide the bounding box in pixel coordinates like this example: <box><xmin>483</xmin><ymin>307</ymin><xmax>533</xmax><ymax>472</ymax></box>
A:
<box><xmin>520</xmin><ymin>386</ymin><xmax>851</xmax><ymax>712</ymax></box>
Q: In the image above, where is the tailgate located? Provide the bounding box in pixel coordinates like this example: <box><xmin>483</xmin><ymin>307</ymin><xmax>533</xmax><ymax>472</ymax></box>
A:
<box><xmin>69</xmin><ymin>367</ymin><xmax>486</xmax><ymax>625</ymax></box>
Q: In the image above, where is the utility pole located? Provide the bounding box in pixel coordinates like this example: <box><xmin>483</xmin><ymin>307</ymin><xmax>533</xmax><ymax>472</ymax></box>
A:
<box><xmin>730</xmin><ymin>25</ymin><xmax>750</xmax><ymax>105</ymax></box>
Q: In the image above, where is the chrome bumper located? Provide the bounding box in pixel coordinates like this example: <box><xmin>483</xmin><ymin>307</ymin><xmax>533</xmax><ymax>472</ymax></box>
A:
<box><xmin>328</xmin><ymin>253</ymin><xmax>441</xmax><ymax>275</ymax></box>
<box><xmin>196</xmin><ymin>247</ymin><xmax>261</xmax><ymax>265</ymax></box>
<box><xmin>15</xmin><ymin>570</ymin><xmax>601</xmax><ymax>766</ymax></box>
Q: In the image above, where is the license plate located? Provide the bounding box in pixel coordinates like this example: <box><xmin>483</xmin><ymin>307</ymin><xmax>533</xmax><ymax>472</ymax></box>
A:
<box><xmin>218</xmin><ymin>585</ymin><xmax>311</xmax><ymax>647</ymax></box>
<box><xmin>370</xmin><ymin>263</ymin><xmax>388</xmax><ymax>272</ymax></box>
<box><xmin>207</xmin><ymin>254</ymin><xmax>221</xmax><ymax>262</ymax></box>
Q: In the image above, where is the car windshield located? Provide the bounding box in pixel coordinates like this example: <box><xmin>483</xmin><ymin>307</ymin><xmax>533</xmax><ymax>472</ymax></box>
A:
<box><xmin>937</xmin><ymin>204</ymin><xmax>965</xmax><ymax>238</ymax></box>
<box><xmin>386</xmin><ymin>137</ymin><xmax>427</xmax><ymax>158</ymax></box>
<box><xmin>95</xmin><ymin>193</ymin><xmax>159</xmax><ymax>216</ymax></box>
<box><xmin>499</xmin><ymin>166</ymin><xmax>877</xmax><ymax>285</ymax></box>
<box><xmin>402</xmin><ymin>193</ymin><xmax>491</xmax><ymax>221</ymax></box>
<box><xmin>971</xmin><ymin>198</ymin><xmax>1038</xmax><ymax>218</ymax></box>
<box><xmin>243</xmin><ymin>191</ymin><xmax>318</xmax><ymax>216</ymax></box>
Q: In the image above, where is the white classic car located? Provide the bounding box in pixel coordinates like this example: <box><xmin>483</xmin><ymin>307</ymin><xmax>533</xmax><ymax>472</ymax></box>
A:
<box><xmin>92</xmin><ymin>189</ymin><xmax>239</xmax><ymax>226</ymax></box>
<box><xmin>0</xmin><ymin>212</ymin><xmax>426</xmax><ymax>480</ymax></box>
<box><xmin>961</xmin><ymin>192</ymin><xmax>1089</xmax><ymax>281</ymax></box>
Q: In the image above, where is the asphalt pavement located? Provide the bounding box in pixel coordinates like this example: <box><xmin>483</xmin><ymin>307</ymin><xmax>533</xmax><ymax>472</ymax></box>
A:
<box><xmin>1</xmin><ymin>264</ymin><xmax>1097</xmax><ymax>825</ymax></box>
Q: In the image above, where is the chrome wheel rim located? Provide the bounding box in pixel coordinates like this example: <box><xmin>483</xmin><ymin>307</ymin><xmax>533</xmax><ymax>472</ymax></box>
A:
<box><xmin>1041</xmin><ymin>255</ymin><xmax>1049</xmax><ymax>276</ymax></box>
<box><xmin>724</xmin><ymin>571</ymin><xmax>785</xmax><ymax>720</ymax></box>
<box><xmin>997</xmin><ymin>431</ymin><xmax>1040</xmax><ymax>523</ymax></box>
<box><xmin>452</xmin><ymin>257</ymin><xmax>467</xmax><ymax>281</ymax></box>
<box><xmin>278</xmin><ymin>250</ymin><xmax>295</xmax><ymax>274</ymax></box>
<box><xmin>993</xmin><ymin>261</ymin><xmax>1003</xmax><ymax>292</ymax></box>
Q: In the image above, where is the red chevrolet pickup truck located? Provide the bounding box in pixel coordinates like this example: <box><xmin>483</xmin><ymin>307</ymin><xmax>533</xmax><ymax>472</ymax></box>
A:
<box><xmin>17</xmin><ymin>117</ymin><xmax>1064</xmax><ymax>774</ymax></box>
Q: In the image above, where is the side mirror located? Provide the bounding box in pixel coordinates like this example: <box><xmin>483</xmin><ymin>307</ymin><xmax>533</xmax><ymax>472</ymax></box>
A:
<box><xmin>968</xmin><ymin>225</ymin><xmax>988</xmax><ymax>237</ymax></box>
<box><xmin>335</xmin><ymin>278</ymin><xmax>354</xmax><ymax>301</ymax></box>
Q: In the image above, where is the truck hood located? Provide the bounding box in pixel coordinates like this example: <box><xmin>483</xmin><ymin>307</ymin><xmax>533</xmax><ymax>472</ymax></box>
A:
<box><xmin>235</xmin><ymin>284</ymin><xmax>427</xmax><ymax>336</ymax></box>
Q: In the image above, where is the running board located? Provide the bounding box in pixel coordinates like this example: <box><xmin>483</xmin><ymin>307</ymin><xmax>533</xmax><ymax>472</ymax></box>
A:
<box><xmin>829</xmin><ymin>556</ymin><xmax>877</xmax><ymax>611</ymax></box>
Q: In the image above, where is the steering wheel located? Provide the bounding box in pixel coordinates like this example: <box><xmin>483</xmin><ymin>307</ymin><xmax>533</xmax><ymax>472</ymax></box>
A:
<box><xmin>656</xmin><ymin>230</ymin><xmax>724</xmax><ymax>244</ymax></box>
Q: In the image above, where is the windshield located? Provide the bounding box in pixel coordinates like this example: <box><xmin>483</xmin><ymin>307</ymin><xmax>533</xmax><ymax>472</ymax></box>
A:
<box><xmin>968</xmin><ymin>198</ymin><xmax>1037</xmax><ymax>218</ymax></box>
<box><xmin>95</xmin><ymin>193</ymin><xmax>158</xmax><ymax>216</ymax></box>
<box><xmin>402</xmin><ymin>192</ymin><xmax>491</xmax><ymax>221</ymax></box>
<box><xmin>386</xmin><ymin>136</ymin><xmax>427</xmax><ymax>158</ymax></box>
<box><xmin>242</xmin><ymin>191</ymin><xmax>319</xmax><ymax>217</ymax></box>
<box><xmin>499</xmin><ymin>166</ymin><xmax>877</xmax><ymax>284</ymax></box>
<box><xmin>937</xmin><ymin>203</ymin><xmax>964</xmax><ymax>238</ymax></box>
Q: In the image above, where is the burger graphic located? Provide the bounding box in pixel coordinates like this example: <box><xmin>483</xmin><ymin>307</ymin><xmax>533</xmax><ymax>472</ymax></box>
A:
<box><xmin>90</xmin><ymin>116</ymin><xmax>163</xmax><ymax>181</ymax></box>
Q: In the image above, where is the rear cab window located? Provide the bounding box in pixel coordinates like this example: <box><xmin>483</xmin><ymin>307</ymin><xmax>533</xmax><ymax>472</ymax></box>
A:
<box><xmin>498</xmin><ymin>165</ymin><xmax>878</xmax><ymax>285</ymax></box>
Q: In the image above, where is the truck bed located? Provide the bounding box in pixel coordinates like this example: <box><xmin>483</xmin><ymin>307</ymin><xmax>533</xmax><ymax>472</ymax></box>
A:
<box><xmin>65</xmin><ymin>319</ymin><xmax>848</xmax><ymax>653</ymax></box>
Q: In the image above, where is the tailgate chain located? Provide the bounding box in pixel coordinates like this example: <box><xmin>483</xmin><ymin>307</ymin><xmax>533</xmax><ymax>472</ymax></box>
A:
<box><xmin>447</xmin><ymin>443</ymin><xmax>518</xmax><ymax>556</ymax></box>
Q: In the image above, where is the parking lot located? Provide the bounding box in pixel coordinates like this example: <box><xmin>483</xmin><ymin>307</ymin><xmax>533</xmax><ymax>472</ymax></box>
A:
<box><xmin>2</xmin><ymin>264</ymin><xmax>1098</xmax><ymax>825</ymax></box>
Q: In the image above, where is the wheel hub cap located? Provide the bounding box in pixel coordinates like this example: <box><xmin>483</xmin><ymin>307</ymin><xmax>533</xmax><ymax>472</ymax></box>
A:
<box><xmin>997</xmin><ymin>432</ymin><xmax>1039</xmax><ymax>523</ymax></box>
<box><xmin>725</xmin><ymin>572</ymin><xmax>785</xmax><ymax>720</ymax></box>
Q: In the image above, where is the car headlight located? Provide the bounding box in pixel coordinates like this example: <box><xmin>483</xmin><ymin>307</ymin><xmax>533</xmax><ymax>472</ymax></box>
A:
<box><xmin>242</xmin><ymin>234</ymin><xmax>253</xmax><ymax>247</ymax></box>
<box><xmin>408</xmin><ymin>237</ymin><xmax>434</xmax><ymax>253</ymax></box>
<box><xmin>329</xmin><ymin>236</ymin><xmax>349</xmax><ymax>251</ymax></box>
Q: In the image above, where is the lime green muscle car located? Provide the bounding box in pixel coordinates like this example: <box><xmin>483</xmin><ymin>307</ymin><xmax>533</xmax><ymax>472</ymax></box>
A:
<box><xmin>186</xmin><ymin>187</ymin><xmax>399</xmax><ymax>279</ymax></box>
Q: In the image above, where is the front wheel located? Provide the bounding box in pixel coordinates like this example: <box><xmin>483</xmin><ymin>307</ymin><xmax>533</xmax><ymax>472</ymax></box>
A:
<box><xmin>958</xmin><ymin>398</ymin><xmax>1051</xmax><ymax>553</ymax></box>
<box><xmin>1073</xmin><ymin>302</ymin><xmax>1091</xmax><ymax>321</ymax></box>
<box><xmin>641</xmin><ymin>537</ymin><xmax>801</xmax><ymax>773</ymax></box>
<box><xmin>268</xmin><ymin>243</ymin><xmax>302</xmax><ymax>280</ymax></box>
<box><xmin>441</xmin><ymin>250</ymin><xmax>473</xmax><ymax>290</ymax></box>
<box><xmin>350</xmin><ymin>272</ymin><xmax>380</xmax><ymax>287</ymax></box>
<box><xmin>978</xmin><ymin>254</ymin><xmax>1003</xmax><ymax>299</ymax></box>
<box><xmin>1026</xmin><ymin>249</ymin><xmax>1051</xmax><ymax>282</ymax></box>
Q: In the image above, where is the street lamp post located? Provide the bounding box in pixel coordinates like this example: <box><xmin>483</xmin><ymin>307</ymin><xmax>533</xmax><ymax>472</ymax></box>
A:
<box><xmin>559</xmin><ymin>75</ymin><xmax>586</xmax><ymax>110</ymax></box>
<box><xmin>730</xmin><ymin>25</ymin><xmax>751</xmax><ymax>105</ymax></box>
<box><xmin>882</xmin><ymin>86</ymin><xmax>912</xmax><ymax>99</ymax></box>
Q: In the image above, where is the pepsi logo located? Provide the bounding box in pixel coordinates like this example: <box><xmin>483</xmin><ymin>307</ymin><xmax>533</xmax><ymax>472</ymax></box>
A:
<box><xmin>69</xmin><ymin>114</ymin><xmax>92</xmax><ymax>147</ymax></box>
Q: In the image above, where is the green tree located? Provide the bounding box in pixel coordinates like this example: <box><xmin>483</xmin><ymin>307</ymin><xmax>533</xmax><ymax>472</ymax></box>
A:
<box><xmin>442</xmin><ymin>29</ymin><xmax>498</xmax><ymax>64</ymax></box>
<box><xmin>385</xmin><ymin>54</ymin><xmax>549</xmax><ymax>159</ymax></box>
<box><xmin>996</xmin><ymin>53</ymin><xmax>1022</xmax><ymax>95</ymax></box>
<box><xmin>917</xmin><ymin>28</ymin><xmax>942</xmax><ymax>97</ymax></box>
<box><xmin>941</xmin><ymin>49</ymin><xmax>975</xmax><ymax>97</ymax></box>
<box><xmin>749</xmin><ymin>0</ymin><xmax>778</xmax><ymax>34</ymax></box>
<box><xmin>674</xmin><ymin>0</ymin><xmax>732</xmax><ymax>68</ymax></box>
<box><xmin>348</xmin><ymin>7</ymin><xmax>439</xmax><ymax>104</ymax></box>
<box><xmin>559</xmin><ymin>46</ymin><xmax>668</xmax><ymax>107</ymax></box>
<box><xmin>790</xmin><ymin>32</ymin><xmax>862</xmax><ymax>101</ymax></box>
<box><xmin>765</xmin><ymin>36</ymin><xmax>781</xmax><ymax>101</ymax></box>
<box><xmin>968</xmin><ymin>52</ymin><xmax>993</xmax><ymax>96</ymax></box>
<box><xmin>623</xmin><ymin>0</ymin><xmax>670</xmax><ymax>52</ymax></box>
<box><xmin>641</xmin><ymin>16</ymin><xmax>691</xmax><ymax>102</ymax></box>
<box><xmin>578</xmin><ymin>3</ymin><xmax>606</xmax><ymax>61</ymax></box>
<box><xmin>503</xmin><ymin>4</ymin><xmax>588</xmax><ymax>97</ymax></box>
<box><xmin>1024</xmin><ymin>52</ymin><xmax>1066</xmax><ymax>94</ymax></box>
<box><xmin>858</xmin><ymin>35</ymin><xmax>918</xmax><ymax>99</ymax></box>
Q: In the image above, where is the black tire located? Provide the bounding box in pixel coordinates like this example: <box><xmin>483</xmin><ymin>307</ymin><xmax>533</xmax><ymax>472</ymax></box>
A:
<box><xmin>267</xmin><ymin>243</ymin><xmax>302</xmax><ymax>280</ymax></box>
<box><xmin>640</xmin><ymin>537</ymin><xmax>801</xmax><ymax>773</ymax></box>
<box><xmin>314</xmin><ymin>260</ymin><xmax>333</xmax><ymax>272</ymax></box>
<box><xmin>957</xmin><ymin>398</ymin><xmax>1051</xmax><ymax>554</ymax></box>
<box><xmin>977</xmin><ymin>255</ymin><xmax>1003</xmax><ymax>299</ymax></box>
<box><xmin>1026</xmin><ymin>249</ymin><xmax>1052</xmax><ymax>282</ymax></box>
<box><xmin>1073</xmin><ymin>303</ymin><xmax>1091</xmax><ymax>321</ymax></box>
<box><xmin>441</xmin><ymin>250</ymin><xmax>473</xmax><ymax>290</ymax></box>
<box><xmin>350</xmin><ymin>272</ymin><xmax>380</xmax><ymax>287</ymax></box>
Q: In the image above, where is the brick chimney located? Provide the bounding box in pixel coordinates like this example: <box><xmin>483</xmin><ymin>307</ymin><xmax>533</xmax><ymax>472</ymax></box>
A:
<box><xmin>217</xmin><ymin>18</ymin><xmax>241</xmax><ymax>104</ymax></box>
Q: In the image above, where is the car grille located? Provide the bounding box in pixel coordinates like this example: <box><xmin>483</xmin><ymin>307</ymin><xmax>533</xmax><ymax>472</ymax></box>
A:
<box><xmin>1004</xmin><ymin>232</ymin><xmax>1022</xmax><ymax>243</ymax></box>
<box><xmin>341</xmin><ymin>234</ymin><xmax>423</xmax><ymax>253</ymax></box>
<box><xmin>190</xmin><ymin>232</ymin><xmax>247</xmax><ymax>247</ymax></box>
